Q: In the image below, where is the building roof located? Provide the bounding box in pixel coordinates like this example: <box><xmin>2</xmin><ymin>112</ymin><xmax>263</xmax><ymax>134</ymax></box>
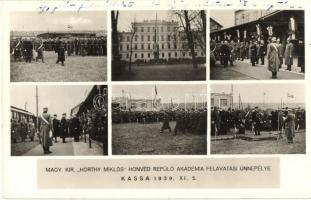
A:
<box><xmin>11</xmin><ymin>106</ymin><xmax>34</xmax><ymax>116</ymax></box>
<box><xmin>210</xmin><ymin>17</ymin><xmax>223</xmax><ymax>29</ymax></box>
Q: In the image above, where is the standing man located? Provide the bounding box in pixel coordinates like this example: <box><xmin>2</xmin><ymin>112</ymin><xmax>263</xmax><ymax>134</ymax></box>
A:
<box><xmin>250</xmin><ymin>40</ymin><xmax>258</xmax><ymax>66</ymax></box>
<box><xmin>70</xmin><ymin>114</ymin><xmax>81</xmax><ymax>142</ymax></box>
<box><xmin>36</xmin><ymin>39</ymin><xmax>45</xmax><ymax>63</ymax></box>
<box><xmin>284</xmin><ymin>38</ymin><xmax>294</xmax><ymax>71</ymax></box>
<box><xmin>55</xmin><ymin>37</ymin><xmax>66</xmax><ymax>66</ymax></box>
<box><xmin>257</xmin><ymin>39</ymin><xmax>266</xmax><ymax>65</ymax></box>
<box><xmin>277</xmin><ymin>38</ymin><xmax>285</xmax><ymax>69</ymax></box>
<box><xmin>267</xmin><ymin>37</ymin><xmax>280</xmax><ymax>79</ymax></box>
<box><xmin>251</xmin><ymin>107</ymin><xmax>262</xmax><ymax>136</ymax></box>
<box><xmin>220</xmin><ymin>40</ymin><xmax>230</xmax><ymax>67</ymax></box>
<box><xmin>160</xmin><ymin>111</ymin><xmax>172</xmax><ymax>133</ymax></box>
<box><xmin>38</xmin><ymin>107</ymin><xmax>53</xmax><ymax>154</ymax></box>
<box><xmin>60</xmin><ymin>113</ymin><xmax>68</xmax><ymax>143</ymax></box>
<box><xmin>283</xmin><ymin>109</ymin><xmax>295</xmax><ymax>143</ymax></box>
<box><xmin>52</xmin><ymin>114</ymin><xmax>60</xmax><ymax>143</ymax></box>
<box><xmin>23</xmin><ymin>37</ymin><xmax>33</xmax><ymax>63</ymax></box>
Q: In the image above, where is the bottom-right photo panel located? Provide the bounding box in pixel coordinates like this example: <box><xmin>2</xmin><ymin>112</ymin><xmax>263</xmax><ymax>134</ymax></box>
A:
<box><xmin>210</xmin><ymin>83</ymin><xmax>305</xmax><ymax>154</ymax></box>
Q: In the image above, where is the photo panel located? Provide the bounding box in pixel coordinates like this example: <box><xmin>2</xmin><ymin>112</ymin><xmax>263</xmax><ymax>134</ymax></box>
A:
<box><xmin>10</xmin><ymin>84</ymin><xmax>108</xmax><ymax>156</ymax></box>
<box><xmin>111</xmin><ymin>10</ymin><xmax>207</xmax><ymax>81</ymax></box>
<box><xmin>210</xmin><ymin>10</ymin><xmax>305</xmax><ymax>80</ymax></box>
<box><xmin>210</xmin><ymin>83</ymin><xmax>306</xmax><ymax>154</ymax></box>
<box><xmin>111</xmin><ymin>84</ymin><xmax>208</xmax><ymax>155</ymax></box>
<box><xmin>10</xmin><ymin>11</ymin><xmax>107</xmax><ymax>82</ymax></box>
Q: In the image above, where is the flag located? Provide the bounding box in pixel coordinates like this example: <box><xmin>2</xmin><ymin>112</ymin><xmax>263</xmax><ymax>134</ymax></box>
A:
<box><xmin>287</xmin><ymin>93</ymin><xmax>294</xmax><ymax>98</ymax></box>
<box><xmin>154</xmin><ymin>85</ymin><xmax>158</xmax><ymax>96</ymax></box>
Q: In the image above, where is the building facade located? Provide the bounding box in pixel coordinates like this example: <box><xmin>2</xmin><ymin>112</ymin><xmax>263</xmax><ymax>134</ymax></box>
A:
<box><xmin>112</xmin><ymin>96</ymin><xmax>161</xmax><ymax>111</ymax></box>
<box><xmin>118</xmin><ymin>20</ymin><xmax>205</xmax><ymax>62</ymax></box>
<box><xmin>211</xmin><ymin>93</ymin><xmax>233</xmax><ymax>110</ymax></box>
<box><xmin>210</xmin><ymin>18</ymin><xmax>223</xmax><ymax>33</ymax></box>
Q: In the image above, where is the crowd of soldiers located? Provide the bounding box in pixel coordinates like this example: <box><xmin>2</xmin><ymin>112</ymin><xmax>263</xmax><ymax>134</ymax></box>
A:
<box><xmin>11</xmin><ymin>117</ymin><xmax>36</xmax><ymax>143</ymax></box>
<box><xmin>112</xmin><ymin>109</ymin><xmax>207</xmax><ymax>135</ymax></box>
<box><xmin>211</xmin><ymin>106</ymin><xmax>305</xmax><ymax>142</ymax></box>
<box><xmin>210</xmin><ymin>37</ymin><xmax>305</xmax><ymax>74</ymax></box>
<box><xmin>10</xmin><ymin>36</ymin><xmax>107</xmax><ymax>63</ymax></box>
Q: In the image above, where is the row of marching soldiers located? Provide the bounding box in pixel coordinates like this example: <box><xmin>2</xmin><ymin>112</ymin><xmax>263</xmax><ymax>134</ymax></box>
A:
<box><xmin>211</xmin><ymin>106</ymin><xmax>305</xmax><ymax>143</ymax></box>
<box><xmin>211</xmin><ymin>37</ymin><xmax>305</xmax><ymax>75</ymax></box>
<box><xmin>112</xmin><ymin>108</ymin><xmax>207</xmax><ymax>135</ymax></box>
<box><xmin>10</xmin><ymin>37</ymin><xmax>106</xmax><ymax>62</ymax></box>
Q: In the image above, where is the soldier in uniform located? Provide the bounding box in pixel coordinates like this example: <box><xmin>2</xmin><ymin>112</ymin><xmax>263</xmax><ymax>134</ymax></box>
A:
<box><xmin>52</xmin><ymin>114</ymin><xmax>60</xmax><ymax>143</ymax></box>
<box><xmin>12</xmin><ymin>38</ymin><xmax>22</xmax><ymax>62</ymax></box>
<box><xmin>60</xmin><ymin>113</ymin><xmax>68</xmax><ymax>143</ymax></box>
<box><xmin>55</xmin><ymin>37</ymin><xmax>66</xmax><ymax>66</ymax></box>
<box><xmin>220</xmin><ymin>40</ymin><xmax>230</xmax><ymax>67</ymax></box>
<box><xmin>251</xmin><ymin>107</ymin><xmax>262</xmax><ymax>136</ymax></box>
<box><xmin>28</xmin><ymin>118</ymin><xmax>36</xmax><ymax>142</ymax></box>
<box><xmin>36</xmin><ymin>39</ymin><xmax>45</xmax><ymax>63</ymax></box>
<box><xmin>20</xmin><ymin>117</ymin><xmax>28</xmax><ymax>142</ymax></box>
<box><xmin>257</xmin><ymin>39</ymin><xmax>266</xmax><ymax>65</ymax></box>
<box><xmin>283</xmin><ymin>109</ymin><xmax>295</xmax><ymax>143</ymax></box>
<box><xmin>160</xmin><ymin>111</ymin><xmax>171</xmax><ymax>133</ymax></box>
<box><xmin>277</xmin><ymin>38</ymin><xmax>285</xmax><ymax>69</ymax></box>
<box><xmin>70</xmin><ymin>114</ymin><xmax>81</xmax><ymax>142</ymax></box>
<box><xmin>38</xmin><ymin>107</ymin><xmax>53</xmax><ymax>154</ymax></box>
<box><xmin>250</xmin><ymin>40</ymin><xmax>258</xmax><ymax>66</ymax></box>
<box><xmin>267</xmin><ymin>37</ymin><xmax>280</xmax><ymax>79</ymax></box>
<box><xmin>284</xmin><ymin>38</ymin><xmax>294</xmax><ymax>71</ymax></box>
<box><xmin>23</xmin><ymin>37</ymin><xmax>34</xmax><ymax>63</ymax></box>
<box><xmin>11</xmin><ymin>118</ymin><xmax>20</xmax><ymax>143</ymax></box>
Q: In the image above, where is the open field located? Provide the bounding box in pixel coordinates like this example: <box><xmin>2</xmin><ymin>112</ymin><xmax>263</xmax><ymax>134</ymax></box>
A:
<box><xmin>113</xmin><ymin>64</ymin><xmax>206</xmax><ymax>81</ymax></box>
<box><xmin>112</xmin><ymin>122</ymin><xmax>207</xmax><ymax>155</ymax></box>
<box><xmin>211</xmin><ymin>131</ymin><xmax>306</xmax><ymax>154</ymax></box>
<box><xmin>11</xmin><ymin>51</ymin><xmax>107</xmax><ymax>82</ymax></box>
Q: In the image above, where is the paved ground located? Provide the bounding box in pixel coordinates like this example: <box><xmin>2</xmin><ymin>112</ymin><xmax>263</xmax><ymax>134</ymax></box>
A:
<box><xmin>112</xmin><ymin>122</ymin><xmax>207</xmax><ymax>155</ymax></box>
<box><xmin>11</xmin><ymin>52</ymin><xmax>107</xmax><ymax>82</ymax></box>
<box><xmin>211</xmin><ymin>59</ymin><xmax>304</xmax><ymax>80</ymax></box>
<box><xmin>211</xmin><ymin>130</ymin><xmax>306</xmax><ymax>154</ymax></box>
<box><xmin>113</xmin><ymin>63</ymin><xmax>206</xmax><ymax>81</ymax></box>
<box><xmin>22</xmin><ymin>137</ymin><xmax>103</xmax><ymax>156</ymax></box>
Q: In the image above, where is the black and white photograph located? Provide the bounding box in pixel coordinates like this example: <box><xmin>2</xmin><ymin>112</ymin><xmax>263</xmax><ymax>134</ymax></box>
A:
<box><xmin>111</xmin><ymin>10</ymin><xmax>206</xmax><ymax>81</ymax></box>
<box><xmin>211</xmin><ymin>83</ymin><xmax>306</xmax><ymax>154</ymax></box>
<box><xmin>10</xmin><ymin>11</ymin><xmax>107</xmax><ymax>82</ymax></box>
<box><xmin>10</xmin><ymin>85</ymin><xmax>108</xmax><ymax>156</ymax></box>
<box><xmin>210</xmin><ymin>10</ymin><xmax>305</xmax><ymax>80</ymax></box>
<box><xmin>112</xmin><ymin>85</ymin><xmax>207</xmax><ymax>155</ymax></box>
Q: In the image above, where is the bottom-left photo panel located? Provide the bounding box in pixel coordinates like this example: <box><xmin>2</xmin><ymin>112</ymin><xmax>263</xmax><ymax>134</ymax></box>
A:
<box><xmin>10</xmin><ymin>84</ymin><xmax>108</xmax><ymax>156</ymax></box>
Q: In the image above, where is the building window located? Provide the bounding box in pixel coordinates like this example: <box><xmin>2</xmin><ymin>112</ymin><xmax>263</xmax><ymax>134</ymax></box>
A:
<box><xmin>201</xmin><ymin>52</ymin><xmax>204</xmax><ymax>56</ymax></box>
<box><xmin>126</xmin><ymin>54</ymin><xmax>129</xmax><ymax>58</ymax></box>
<box><xmin>162</xmin><ymin>43</ymin><xmax>165</xmax><ymax>49</ymax></box>
<box><xmin>141</xmin><ymin>44</ymin><xmax>144</xmax><ymax>50</ymax></box>
<box><xmin>147</xmin><ymin>27</ymin><xmax>150</xmax><ymax>32</ymax></box>
<box><xmin>135</xmin><ymin>35</ymin><xmax>138</xmax><ymax>42</ymax></box>
<box><xmin>152</xmin><ymin>27</ymin><xmax>155</xmax><ymax>32</ymax></box>
<box><xmin>211</xmin><ymin>98</ymin><xmax>214</xmax><ymax>106</ymax></box>
<box><xmin>127</xmin><ymin>44</ymin><xmax>129</xmax><ymax>50</ymax></box>
<box><xmin>162</xmin><ymin>52</ymin><xmax>165</xmax><ymax>58</ymax></box>
<box><xmin>173</xmin><ymin>34</ymin><xmax>176</xmax><ymax>41</ymax></box>
<box><xmin>189</xmin><ymin>52</ymin><xmax>191</xmax><ymax>56</ymax></box>
<box><xmin>147</xmin><ymin>35</ymin><xmax>150</xmax><ymax>41</ymax></box>
<box><xmin>141</xmin><ymin>27</ymin><xmax>144</xmax><ymax>32</ymax></box>
<box><xmin>167</xmin><ymin>35</ymin><xmax>170</xmax><ymax>41</ymax></box>
<box><xmin>120</xmin><ymin>36</ymin><xmax>123</xmax><ymax>42</ymax></box>
<box><xmin>119</xmin><ymin>45</ymin><xmax>122</xmax><ymax>51</ymax></box>
<box><xmin>167</xmin><ymin>43</ymin><xmax>170</xmax><ymax>49</ymax></box>
<box><xmin>153</xmin><ymin>36</ymin><xmax>155</xmax><ymax>41</ymax></box>
<box><xmin>167</xmin><ymin>26</ymin><xmax>170</xmax><ymax>32</ymax></box>
<box><xmin>175</xmin><ymin>52</ymin><xmax>177</xmax><ymax>57</ymax></box>
<box><xmin>127</xmin><ymin>36</ymin><xmax>130</xmax><ymax>42</ymax></box>
<box><xmin>168</xmin><ymin>52</ymin><xmax>171</xmax><ymax>57</ymax></box>
<box><xmin>174</xmin><ymin>43</ymin><xmax>177</xmax><ymax>49</ymax></box>
<box><xmin>220</xmin><ymin>99</ymin><xmax>228</xmax><ymax>107</ymax></box>
<box><xmin>161</xmin><ymin>35</ymin><xmax>164</xmax><ymax>41</ymax></box>
<box><xmin>148</xmin><ymin>53</ymin><xmax>150</xmax><ymax>58</ymax></box>
<box><xmin>134</xmin><ymin>44</ymin><xmax>137</xmax><ymax>50</ymax></box>
<box><xmin>135</xmin><ymin>53</ymin><xmax>137</xmax><ymax>58</ymax></box>
<box><xmin>148</xmin><ymin>44</ymin><xmax>150</xmax><ymax>50</ymax></box>
<box><xmin>141</xmin><ymin>53</ymin><xmax>144</xmax><ymax>58</ymax></box>
<box><xmin>141</xmin><ymin>35</ymin><xmax>144</xmax><ymax>41</ymax></box>
<box><xmin>182</xmin><ymin>52</ymin><xmax>185</xmax><ymax>57</ymax></box>
<box><xmin>161</xmin><ymin>26</ymin><xmax>164</xmax><ymax>32</ymax></box>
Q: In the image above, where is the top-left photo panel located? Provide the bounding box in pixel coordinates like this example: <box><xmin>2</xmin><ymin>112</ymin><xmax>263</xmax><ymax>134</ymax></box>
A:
<box><xmin>10</xmin><ymin>11</ymin><xmax>107</xmax><ymax>82</ymax></box>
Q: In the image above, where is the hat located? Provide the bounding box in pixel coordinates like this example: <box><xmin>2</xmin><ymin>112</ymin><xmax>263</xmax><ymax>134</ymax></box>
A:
<box><xmin>271</xmin><ymin>37</ymin><xmax>277</xmax><ymax>42</ymax></box>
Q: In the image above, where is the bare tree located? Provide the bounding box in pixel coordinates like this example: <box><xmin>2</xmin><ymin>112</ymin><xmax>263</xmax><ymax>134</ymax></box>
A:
<box><xmin>111</xmin><ymin>11</ymin><xmax>120</xmax><ymax>75</ymax></box>
<box><xmin>128</xmin><ymin>23</ymin><xmax>136</xmax><ymax>73</ymax></box>
<box><xmin>173</xmin><ymin>11</ymin><xmax>198</xmax><ymax>69</ymax></box>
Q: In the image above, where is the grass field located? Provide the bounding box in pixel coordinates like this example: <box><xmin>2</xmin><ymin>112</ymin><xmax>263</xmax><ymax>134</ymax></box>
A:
<box><xmin>211</xmin><ymin>131</ymin><xmax>306</xmax><ymax>154</ymax></box>
<box><xmin>112</xmin><ymin>122</ymin><xmax>207</xmax><ymax>155</ymax></box>
<box><xmin>113</xmin><ymin>63</ymin><xmax>206</xmax><ymax>81</ymax></box>
<box><xmin>11</xmin><ymin>51</ymin><xmax>107</xmax><ymax>82</ymax></box>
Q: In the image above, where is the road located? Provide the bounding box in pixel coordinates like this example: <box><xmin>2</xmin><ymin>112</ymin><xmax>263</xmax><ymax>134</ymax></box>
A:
<box><xmin>23</xmin><ymin>137</ymin><xmax>104</xmax><ymax>156</ymax></box>
<box><xmin>211</xmin><ymin>59</ymin><xmax>304</xmax><ymax>80</ymax></box>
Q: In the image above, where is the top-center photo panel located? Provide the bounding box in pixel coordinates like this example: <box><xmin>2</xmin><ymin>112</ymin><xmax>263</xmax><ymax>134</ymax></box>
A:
<box><xmin>111</xmin><ymin>10</ymin><xmax>207</xmax><ymax>81</ymax></box>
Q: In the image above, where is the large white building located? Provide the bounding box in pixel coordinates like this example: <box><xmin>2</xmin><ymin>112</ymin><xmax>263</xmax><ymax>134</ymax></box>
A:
<box><xmin>211</xmin><ymin>93</ymin><xmax>233</xmax><ymax>110</ymax></box>
<box><xmin>118</xmin><ymin>20</ymin><xmax>205</xmax><ymax>62</ymax></box>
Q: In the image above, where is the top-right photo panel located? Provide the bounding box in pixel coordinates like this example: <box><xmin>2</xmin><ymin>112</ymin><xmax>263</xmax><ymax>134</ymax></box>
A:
<box><xmin>210</xmin><ymin>10</ymin><xmax>305</xmax><ymax>80</ymax></box>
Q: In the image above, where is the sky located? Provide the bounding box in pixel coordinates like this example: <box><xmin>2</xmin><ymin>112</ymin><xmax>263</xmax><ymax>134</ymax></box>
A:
<box><xmin>11</xmin><ymin>85</ymin><xmax>93</xmax><ymax>118</ymax></box>
<box><xmin>211</xmin><ymin>84</ymin><xmax>305</xmax><ymax>104</ymax></box>
<box><xmin>112</xmin><ymin>85</ymin><xmax>207</xmax><ymax>104</ymax></box>
<box><xmin>117</xmin><ymin>10</ymin><xmax>180</xmax><ymax>32</ymax></box>
<box><xmin>11</xmin><ymin>11</ymin><xmax>107</xmax><ymax>31</ymax></box>
<box><xmin>210</xmin><ymin>10</ymin><xmax>235</xmax><ymax>29</ymax></box>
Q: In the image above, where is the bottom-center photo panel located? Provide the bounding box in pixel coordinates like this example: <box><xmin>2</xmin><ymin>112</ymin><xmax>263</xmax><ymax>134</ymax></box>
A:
<box><xmin>112</xmin><ymin>84</ymin><xmax>208</xmax><ymax>155</ymax></box>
